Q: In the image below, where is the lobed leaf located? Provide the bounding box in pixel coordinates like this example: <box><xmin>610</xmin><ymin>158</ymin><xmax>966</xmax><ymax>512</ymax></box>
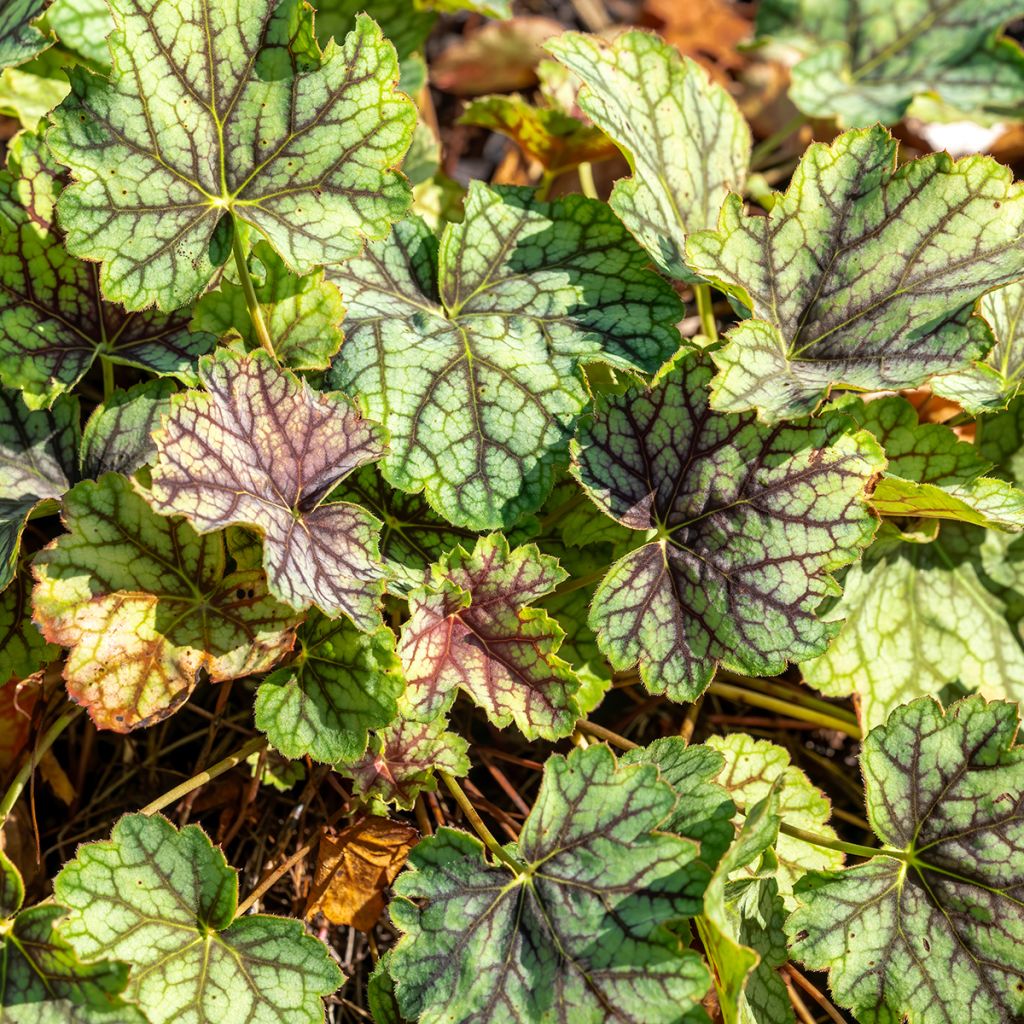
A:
<box><xmin>687</xmin><ymin>127</ymin><xmax>1024</xmax><ymax>422</ymax></box>
<box><xmin>32</xmin><ymin>473</ymin><xmax>299</xmax><ymax>730</ymax></box>
<box><xmin>55</xmin><ymin>813</ymin><xmax>344</xmax><ymax>1024</ymax></box>
<box><xmin>48</xmin><ymin>5</ymin><xmax>416</xmax><ymax>311</ymax></box>
<box><xmin>573</xmin><ymin>354</ymin><xmax>882</xmax><ymax>702</ymax></box>
<box><xmin>149</xmin><ymin>348</ymin><xmax>388</xmax><ymax>627</ymax></box>
<box><xmin>326</xmin><ymin>183</ymin><xmax>685</xmax><ymax>530</ymax></box>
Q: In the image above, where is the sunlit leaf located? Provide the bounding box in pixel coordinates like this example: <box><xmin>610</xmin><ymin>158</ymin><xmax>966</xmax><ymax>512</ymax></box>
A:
<box><xmin>687</xmin><ymin>126</ymin><xmax>1024</xmax><ymax>422</ymax></box>
<box><xmin>33</xmin><ymin>473</ymin><xmax>298</xmax><ymax>730</ymax></box>
<box><xmin>0</xmin><ymin>0</ymin><xmax>51</xmax><ymax>70</ymax></box>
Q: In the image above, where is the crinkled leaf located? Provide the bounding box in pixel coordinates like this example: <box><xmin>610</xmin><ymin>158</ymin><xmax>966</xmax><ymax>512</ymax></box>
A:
<box><xmin>255</xmin><ymin>611</ymin><xmax>403</xmax><ymax>763</ymax></box>
<box><xmin>192</xmin><ymin>241</ymin><xmax>345</xmax><ymax>371</ymax></box>
<box><xmin>55</xmin><ymin>813</ymin><xmax>344</xmax><ymax>1024</ymax></box>
<box><xmin>621</xmin><ymin>737</ymin><xmax>736</xmax><ymax>869</ymax></box>
<box><xmin>934</xmin><ymin>279</ymin><xmax>1024</xmax><ymax>412</ymax></box>
<box><xmin>390</xmin><ymin>744</ymin><xmax>712</xmax><ymax>1024</ymax></box>
<box><xmin>707</xmin><ymin>734</ymin><xmax>843</xmax><ymax>899</ymax></box>
<box><xmin>756</xmin><ymin>0</ymin><xmax>1024</xmax><ymax>125</ymax></box>
<box><xmin>573</xmin><ymin>355</ymin><xmax>882</xmax><ymax>702</ymax></box>
<box><xmin>802</xmin><ymin>523</ymin><xmax>1024</xmax><ymax>730</ymax></box>
<box><xmin>548</xmin><ymin>29</ymin><xmax>749</xmax><ymax>281</ymax></box>
<box><xmin>32</xmin><ymin>473</ymin><xmax>299</xmax><ymax>730</ymax></box>
<box><xmin>335</xmin><ymin>465</ymin><xmax>474</xmax><ymax>591</ymax></box>
<box><xmin>339</xmin><ymin>712</ymin><xmax>470</xmax><ymax>810</ymax></box>
<box><xmin>0</xmin><ymin>388</ymin><xmax>77</xmax><ymax>592</ymax></box>
<box><xmin>788</xmin><ymin>696</ymin><xmax>1024</xmax><ymax>1024</ymax></box>
<box><xmin>326</xmin><ymin>183</ymin><xmax>685</xmax><ymax>530</ymax></box>
<box><xmin>149</xmin><ymin>348</ymin><xmax>388</xmax><ymax>627</ymax></box>
<box><xmin>0</xmin><ymin>0</ymin><xmax>50</xmax><ymax>70</ymax></box>
<box><xmin>687</xmin><ymin>126</ymin><xmax>1024</xmax><ymax>422</ymax></box>
<box><xmin>0</xmin><ymin>129</ymin><xmax>214</xmax><ymax>408</ymax></box>
<box><xmin>79</xmin><ymin>378</ymin><xmax>176</xmax><ymax>479</ymax></box>
<box><xmin>699</xmin><ymin>786</ymin><xmax>793</xmax><ymax>1024</ymax></box>
<box><xmin>848</xmin><ymin>394</ymin><xmax>1024</xmax><ymax>530</ymax></box>
<box><xmin>0</xmin><ymin>570</ymin><xmax>56</xmax><ymax>681</ymax></box>
<box><xmin>47</xmin><ymin>7</ymin><xmax>415</xmax><ymax>311</ymax></box>
<box><xmin>399</xmin><ymin>534</ymin><xmax>581</xmax><ymax>740</ymax></box>
<box><xmin>459</xmin><ymin>94</ymin><xmax>616</xmax><ymax>174</ymax></box>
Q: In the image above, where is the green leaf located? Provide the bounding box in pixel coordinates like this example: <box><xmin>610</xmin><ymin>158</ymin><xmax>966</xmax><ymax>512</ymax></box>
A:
<box><xmin>80</xmin><ymin>378</ymin><xmax>176</xmax><ymax>479</ymax></box>
<box><xmin>687</xmin><ymin>126</ymin><xmax>1024</xmax><ymax>422</ymax></box>
<box><xmin>326</xmin><ymin>183</ymin><xmax>685</xmax><ymax>530</ymax></box>
<box><xmin>334</xmin><ymin>465</ymin><xmax>474</xmax><ymax>591</ymax></box>
<box><xmin>47</xmin><ymin>7</ymin><xmax>416</xmax><ymax>311</ymax></box>
<box><xmin>459</xmin><ymin>94</ymin><xmax>616</xmax><ymax>174</ymax></box>
<box><xmin>756</xmin><ymin>0</ymin><xmax>1024</xmax><ymax>125</ymax></box>
<box><xmin>802</xmin><ymin>523</ymin><xmax>1024</xmax><ymax>730</ymax></box>
<box><xmin>255</xmin><ymin>610</ymin><xmax>404</xmax><ymax>763</ymax></box>
<box><xmin>313</xmin><ymin>0</ymin><xmax>435</xmax><ymax>62</ymax></box>
<box><xmin>49</xmin><ymin>0</ymin><xmax>112</xmax><ymax>67</ymax></box>
<box><xmin>390</xmin><ymin>743</ymin><xmax>712</xmax><ymax>1024</ymax></box>
<box><xmin>399</xmin><ymin>534</ymin><xmax>581</xmax><ymax>741</ymax></box>
<box><xmin>699</xmin><ymin>786</ymin><xmax>793</xmax><ymax>1024</ymax></box>
<box><xmin>707</xmin><ymin>734</ymin><xmax>843</xmax><ymax>899</ymax></box>
<box><xmin>54</xmin><ymin>812</ymin><xmax>344</xmax><ymax>1024</ymax></box>
<box><xmin>0</xmin><ymin>65</ymin><xmax>70</xmax><ymax>130</ymax></box>
<box><xmin>0</xmin><ymin>569</ymin><xmax>56</xmax><ymax>681</ymax></box>
<box><xmin>847</xmin><ymin>395</ymin><xmax>1024</xmax><ymax>530</ymax></box>
<box><xmin>32</xmin><ymin>473</ymin><xmax>299</xmax><ymax>730</ymax></box>
<box><xmin>338</xmin><ymin>711</ymin><xmax>470</xmax><ymax>810</ymax></box>
<box><xmin>621</xmin><ymin>737</ymin><xmax>737</xmax><ymax>870</ymax></box>
<box><xmin>934</xmin><ymin>279</ymin><xmax>1024</xmax><ymax>412</ymax></box>
<box><xmin>573</xmin><ymin>354</ymin><xmax>882</xmax><ymax>702</ymax></box>
<box><xmin>788</xmin><ymin>695</ymin><xmax>1024</xmax><ymax>1024</ymax></box>
<box><xmin>192</xmin><ymin>240</ymin><xmax>346</xmax><ymax>371</ymax></box>
<box><xmin>0</xmin><ymin>849</ymin><xmax>147</xmax><ymax>1023</ymax></box>
<box><xmin>0</xmin><ymin>0</ymin><xmax>50</xmax><ymax>70</ymax></box>
<box><xmin>0</xmin><ymin>129</ymin><xmax>215</xmax><ymax>408</ymax></box>
<box><xmin>547</xmin><ymin>29</ymin><xmax>749</xmax><ymax>281</ymax></box>
<box><xmin>0</xmin><ymin>388</ymin><xmax>77</xmax><ymax>592</ymax></box>
<box><xmin>149</xmin><ymin>348</ymin><xmax>388</xmax><ymax>628</ymax></box>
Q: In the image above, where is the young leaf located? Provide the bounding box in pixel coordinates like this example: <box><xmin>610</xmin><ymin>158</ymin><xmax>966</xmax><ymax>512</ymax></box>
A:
<box><xmin>0</xmin><ymin>129</ymin><xmax>214</xmax><ymax>407</ymax></box>
<box><xmin>33</xmin><ymin>474</ymin><xmax>299</xmax><ymax>730</ymax></box>
<box><xmin>79</xmin><ymin>378</ymin><xmax>176</xmax><ymax>479</ymax></box>
<box><xmin>149</xmin><ymin>348</ymin><xmax>388</xmax><ymax>628</ymax></box>
<box><xmin>54</xmin><ymin>813</ymin><xmax>344</xmax><ymax>1024</ymax></box>
<box><xmin>934</xmin><ymin>279</ymin><xmax>1024</xmax><ymax>412</ymax></box>
<box><xmin>687</xmin><ymin>127</ymin><xmax>1024</xmax><ymax>422</ymax></box>
<box><xmin>788</xmin><ymin>696</ymin><xmax>1024</xmax><ymax>1024</ymax></box>
<box><xmin>48</xmin><ymin>7</ymin><xmax>416</xmax><ymax>311</ymax></box>
<box><xmin>802</xmin><ymin>524</ymin><xmax>1024</xmax><ymax>730</ymax></box>
<box><xmin>573</xmin><ymin>355</ymin><xmax>882</xmax><ymax>702</ymax></box>
<box><xmin>0</xmin><ymin>849</ymin><xmax>147</xmax><ymax>1022</ymax></box>
<box><xmin>255</xmin><ymin>611</ymin><xmax>404</xmax><ymax>763</ymax></box>
<box><xmin>848</xmin><ymin>395</ymin><xmax>1024</xmax><ymax>530</ymax></box>
<box><xmin>756</xmin><ymin>0</ymin><xmax>1024</xmax><ymax>125</ymax></box>
<box><xmin>399</xmin><ymin>534</ymin><xmax>581</xmax><ymax>741</ymax></box>
<box><xmin>0</xmin><ymin>570</ymin><xmax>56</xmax><ymax>681</ymax></box>
<box><xmin>390</xmin><ymin>744</ymin><xmax>713</xmax><ymax>1024</ymax></box>
<box><xmin>192</xmin><ymin>240</ymin><xmax>346</xmax><ymax>370</ymax></box>
<box><xmin>548</xmin><ymin>29</ymin><xmax>749</xmax><ymax>281</ymax></box>
<box><xmin>338</xmin><ymin>712</ymin><xmax>470</xmax><ymax>810</ymax></box>
<box><xmin>707</xmin><ymin>734</ymin><xmax>844</xmax><ymax>898</ymax></box>
<box><xmin>0</xmin><ymin>388</ymin><xmax>77</xmax><ymax>592</ymax></box>
<box><xmin>0</xmin><ymin>0</ymin><xmax>51</xmax><ymax>70</ymax></box>
<box><xmin>326</xmin><ymin>184</ymin><xmax>685</xmax><ymax>530</ymax></box>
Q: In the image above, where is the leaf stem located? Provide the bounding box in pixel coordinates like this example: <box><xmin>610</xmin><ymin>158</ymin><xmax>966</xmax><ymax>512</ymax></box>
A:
<box><xmin>778</xmin><ymin>821</ymin><xmax>909</xmax><ymax>863</ymax></box>
<box><xmin>750</xmin><ymin>112</ymin><xmax>808</xmax><ymax>170</ymax></box>
<box><xmin>536</xmin><ymin>170</ymin><xmax>557</xmax><ymax>201</ymax></box>
<box><xmin>707</xmin><ymin>680</ymin><xmax>862</xmax><ymax>739</ymax></box>
<box><xmin>440</xmin><ymin>771</ymin><xmax>525</xmax><ymax>875</ymax></box>
<box><xmin>718</xmin><ymin>670</ymin><xmax>859</xmax><ymax>725</ymax></box>
<box><xmin>694</xmin><ymin>283</ymin><xmax>718</xmax><ymax>343</ymax></box>
<box><xmin>100</xmin><ymin>355</ymin><xmax>115</xmax><ymax>401</ymax></box>
<box><xmin>140</xmin><ymin>735</ymin><xmax>267</xmax><ymax>816</ymax></box>
<box><xmin>576</xmin><ymin>719</ymin><xmax>638</xmax><ymax>750</ymax></box>
<box><xmin>230</xmin><ymin>218</ymin><xmax>276</xmax><ymax>360</ymax></box>
<box><xmin>0</xmin><ymin>705</ymin><xmax>82</xmax><ymax>828</ymax></box>
<box><xmin>577</xmin><ymin>162</ymin><xmax>599</xmax><ymax>200</ymax></box>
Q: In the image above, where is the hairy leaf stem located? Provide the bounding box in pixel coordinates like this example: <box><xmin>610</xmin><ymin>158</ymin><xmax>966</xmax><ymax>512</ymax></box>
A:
<box><xmin>231</xmin><ymin>217</ymin><xmax>276</xmax><ymax>360</ymax></box>
<box><xmin>778</xmin><ymin>821</ymin><xmax>910</xmax><ymax>863</ymax></box>
<box><xmin>440</xmin><ymin>771</ymin><xmax>526</xmax><ymax>874</ymax></box>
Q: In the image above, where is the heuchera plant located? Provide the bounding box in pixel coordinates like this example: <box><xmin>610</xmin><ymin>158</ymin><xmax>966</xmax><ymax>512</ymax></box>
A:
<box><xmin>1</xmin><ymin>1</ymin><xmax>1024</xmax><ymax>1022</ymax></box>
